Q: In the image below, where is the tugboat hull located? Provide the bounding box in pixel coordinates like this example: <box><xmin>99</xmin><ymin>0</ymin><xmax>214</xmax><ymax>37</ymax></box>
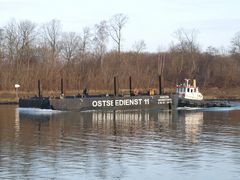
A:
<box><xmin>178</xmin><ymin>98</ymin><xmax>231</xmax><ymax>108</ymax></box>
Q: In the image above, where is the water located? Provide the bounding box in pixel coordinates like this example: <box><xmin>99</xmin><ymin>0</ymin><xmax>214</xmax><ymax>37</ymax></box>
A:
<box><xmin>1</xmin><ymin>105</ymin><xmax>240</xmax><ymax>179</ymax></box>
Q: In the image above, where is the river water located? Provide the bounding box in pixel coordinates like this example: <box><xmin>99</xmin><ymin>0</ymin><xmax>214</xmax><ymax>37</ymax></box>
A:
<box><xmin>0</xmin><ymin>105</ymin><xmax>240</xmax><ymax>179</ymax></box>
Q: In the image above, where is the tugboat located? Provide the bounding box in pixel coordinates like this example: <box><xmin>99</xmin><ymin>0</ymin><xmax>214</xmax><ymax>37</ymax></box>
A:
<box><xmin>176</xmin><ymin>79</ymin><xmax>230</xmax><ymax>108</ymax></box>
<box><xmin>176</xmin><ymin>79</ymin><xmax>203</xmax><ymax>101</ymax></box>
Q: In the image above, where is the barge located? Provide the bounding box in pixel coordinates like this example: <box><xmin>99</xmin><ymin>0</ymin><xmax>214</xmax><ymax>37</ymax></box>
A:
<box><xmin>19</xmin><ymin>76</ymin><xmax>176</xmax><ymax>111</ymax></box>
<box><xmin>19</xmin><ymin>78</ymin><xmax>231</xmax><ymax>111</ymax></box>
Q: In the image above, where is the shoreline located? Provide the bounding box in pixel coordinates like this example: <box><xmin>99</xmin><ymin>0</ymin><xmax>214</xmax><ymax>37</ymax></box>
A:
<box><xmin>0</xmin><ymin>101</ymin><xmax>18</xmax><ymax>105</ymax></box>
<box><xmin>1</xmin><ymin>87</ymin><xmax>240</xmax><ymax>105</ymax></box>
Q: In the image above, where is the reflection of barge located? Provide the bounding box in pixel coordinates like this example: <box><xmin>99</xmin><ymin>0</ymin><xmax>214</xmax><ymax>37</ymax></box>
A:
<box><xmin>19</xmin><ymin>77</ymin><xmax>175</xmax><ymax>111</ymax></box>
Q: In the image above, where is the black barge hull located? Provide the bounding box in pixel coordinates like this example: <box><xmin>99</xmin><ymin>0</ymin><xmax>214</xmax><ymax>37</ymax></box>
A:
<box><xmin>19</xmin><ymin>95</ymin><xmax>173</xmax><ymax>111</ymax></box>
<box><xmin>19</xmin><ymin>97</ymin><xmax>51</xmax><ymax>109</ymax></box>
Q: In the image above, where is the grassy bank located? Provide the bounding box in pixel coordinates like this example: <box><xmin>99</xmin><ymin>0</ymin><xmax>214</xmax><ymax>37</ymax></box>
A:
<box><xmin>0</xmin><ymin>91</ymin><xmax>19</xmax><ymax>104</ymax></box>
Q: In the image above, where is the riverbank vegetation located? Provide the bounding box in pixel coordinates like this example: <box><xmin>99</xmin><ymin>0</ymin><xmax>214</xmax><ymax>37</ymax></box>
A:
<box><xmin>1</xmin><ymin>14</ymin><xmax>240</xmax><ymax>100</ymax></box>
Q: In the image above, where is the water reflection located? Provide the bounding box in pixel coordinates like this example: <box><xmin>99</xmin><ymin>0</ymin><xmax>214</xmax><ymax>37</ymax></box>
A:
<box><xmin>91</xmin><ymin>111</ymin><xmax>172</xmax><ymax>135</ymax></box>
<box><xmin>175</xmin><ymin>111</ymin><xmax>203</xmax><ymax>143</ymax></box>
<box><xmin>15</xmin><ymin>108</ymin><xmax>20</xmax><ymax>138</ymax></box>
<box><xmin>1</xmin><ymin>106</ymin><xmax>240</xmax><ymax>179</ymax></box>
<box><xmin>15</xmin><ymin>109</ymin><xmax>204</xmax><ymax>145</ymax></box>
<box><xmin>184</xmin><ymin>112</ymin><xmax>203</xmax><ymax>143</ymax></box>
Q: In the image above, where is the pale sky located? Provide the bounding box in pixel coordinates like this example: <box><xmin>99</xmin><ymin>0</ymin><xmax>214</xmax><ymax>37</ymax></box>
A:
<box><xmin>1</xmin><ymin>0</ymin><xmax>240</xmax><ymax>52</ymax></box>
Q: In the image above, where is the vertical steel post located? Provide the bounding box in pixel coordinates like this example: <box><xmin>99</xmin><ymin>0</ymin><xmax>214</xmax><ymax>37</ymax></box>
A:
<box><xmin>61</xmin><ymin>78</ymin><xmax>64</xmax><ymax>95</ymax></box>
<box><xmin>38</xmin><ymin>80</ymin><xmax>41</xmax><ymax>97</ymax></box>
<box><xmin>114</xmin><ymin>76</ymin><xmax>117</xmax><ymax>96</ymax></box>
<box><xmin>129</xmin><ymin>76</ymin><xmax>132</xmax><ymax>96</ymax></box>
<box><xmin>159</xmin><ymin>75</ymin><xmax>162</xmax><ymax>95</ymax></box>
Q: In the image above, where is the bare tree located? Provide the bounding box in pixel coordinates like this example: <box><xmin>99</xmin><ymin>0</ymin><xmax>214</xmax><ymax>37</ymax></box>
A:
<box><xmin>132</xmin><ymin>40</ymin><xmax>146</xmax><ymax>53</ymax></box>
<box><xmin>79</xmin><ymin>27</ymin><xmax>92</xmax><ymax>61</ymax></box>
<box><xmin>109</xmin><ymin>13</ymin><xmax>128</xmax><ymax>60</ymax></box>
<box><xmin>172</xmin><ymin>28</ymin><xmax>199</xmax><ymax>53</ymax></box>
<box><xmin>131</xmin><ymin>40</ymin><xmax>146</xmax><ymax>87</ymax></box>
<box><xmin>93</xmin><ymin>20</ymin><xmax>109</xmax><ymax>64</ymax></box>
<box><xmin>18</xmin><ymin>20</ymin><xmax>36</xmax><ymax>65</ymax></box>
<box><xmin>17</xmin><ymin>20</ymin><xmax>36</xmax><ymax>90</ymax></box>
<box><xmin>231</xmin><ymin>31</ymin><xmax>240</xmax><ymax>55</ymax></box>
<box><xmin>60</xmin><ymin>32</ymin><xmax>81</xmax><ymax>62</ymax></box>
<box><xmin>170</xmin><ymin>28</ymin><xmax>200</xmax><ymax>75</ymax></box>
<box><xmin>3</xmin><ymin>20</ymin><xmax>36</xmax><ymax>89</ymax></box>
<box><xmin>42</xmin><ymin>19</ymin><xmax>62</xmax><ymax>64</ymax></box>
<box><xmin>205</xmin><ymin>46</ymin><xmax>219</xmax><ymax>56</ymax></box>
<box><xmin>4</xmin><ymin>20</ymin><xmax>19</xmax><ymax>66</ymax></box>
<box><xmin>0</xmin><ymin>28</ymin><xmax>4</xmax><ymax>62</ymax></box>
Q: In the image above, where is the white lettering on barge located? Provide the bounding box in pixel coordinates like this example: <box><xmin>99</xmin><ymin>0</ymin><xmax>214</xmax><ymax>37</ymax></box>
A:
<box><xmin>92</xmin><ymin>99</ymin><xmax>147</xmax><ymax>107</ymax></box>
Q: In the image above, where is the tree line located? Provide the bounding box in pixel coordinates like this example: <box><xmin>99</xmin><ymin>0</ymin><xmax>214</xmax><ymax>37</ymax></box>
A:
<box><xmin>0</xmin><ymin>15</ymin><xmax>240</xmax><ymax>96</ymax></box>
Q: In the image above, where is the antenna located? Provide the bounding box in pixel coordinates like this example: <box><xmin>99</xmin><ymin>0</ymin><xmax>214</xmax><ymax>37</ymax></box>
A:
<box><xmin>184</xmin><ymin>79</ymin><xmax>190</xmax><ymax>86</ymax></box>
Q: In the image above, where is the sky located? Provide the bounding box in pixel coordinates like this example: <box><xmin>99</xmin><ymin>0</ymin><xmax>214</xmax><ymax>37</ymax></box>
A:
<box><xmin>0</xmin><ymin>0</ymin><xmax>240</xmax><ymax>52</ymax></box>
